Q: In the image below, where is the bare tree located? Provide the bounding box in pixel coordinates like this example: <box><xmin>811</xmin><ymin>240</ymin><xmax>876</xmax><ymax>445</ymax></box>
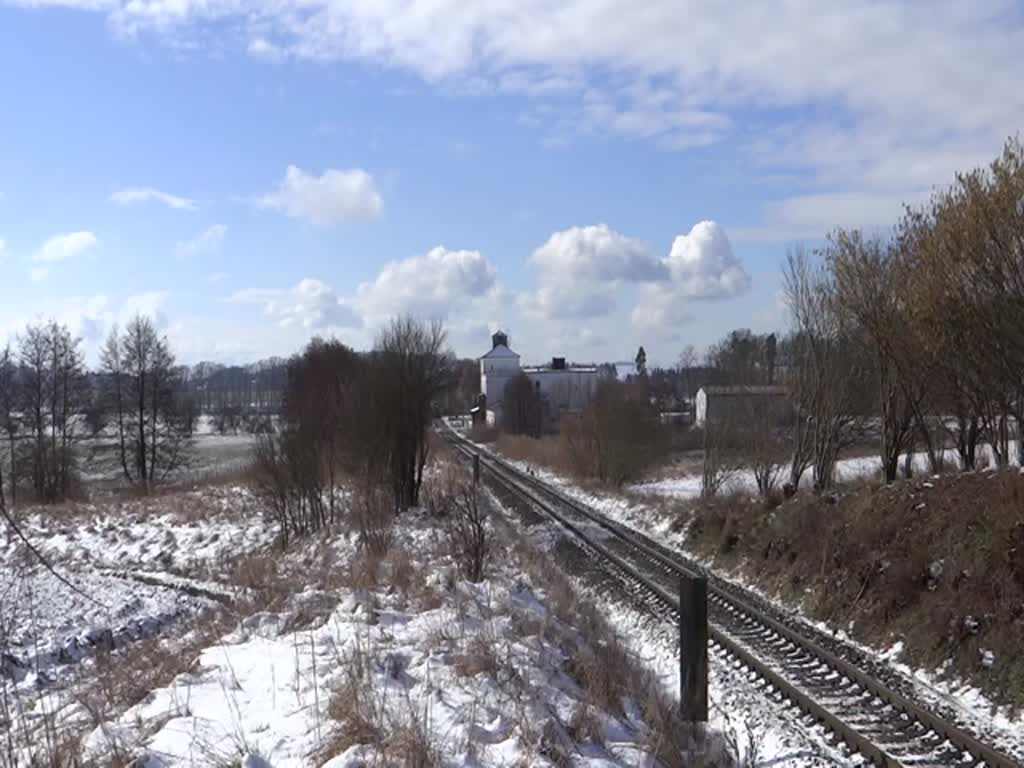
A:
<box><xmin>17</xmin><ymin>321</ymin><xmax>87</xmax><ymax>502</ymax></box>
<box><xmin>562</xmin><ymin>380</ymin><xmax>669</xmax><ymax>486</ymax></box>
<box><xmin>783</xmin><ymin>247</ymin><xmax>868</xmax><ymax>491</ymax></box>
<box><xmin>103</xmin><ymin>316</ymin><xmax>191</xmax><ymax>487</ymax></box>
<box><xmin>503</xmin><ymin>373</ymin><xmax>543</xmax><ymax>436</ymax></box>
<box><xmin>375</xmin><ymin>317</ymin><xmax>450</xmax><ymax>509</ymax></box>
<box><xmin>701</xmin><ymin>413</ymin><xmax>746</xmax><ymax>499</ymax></box>
<box><xmin>829</xmin><ymin>230</ymin><xmax>927</xmax><ymax>482</ymax></box>
<box><xmin>0</xmin><ymin>346</ymin><xmax>17</xmax><ymax>506</ymax></box>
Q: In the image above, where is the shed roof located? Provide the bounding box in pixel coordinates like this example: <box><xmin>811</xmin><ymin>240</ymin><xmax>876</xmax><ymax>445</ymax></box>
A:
<box><xmin>699</xmin><ymin>385</ymin><xmax>788</xmax><ymax>396</ymax></box>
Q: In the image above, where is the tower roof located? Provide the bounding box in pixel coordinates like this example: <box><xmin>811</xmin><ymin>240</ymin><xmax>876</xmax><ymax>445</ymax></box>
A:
<box><xmin>480</xmin><ymin>344</ymin><xmax>519</xmax><ymax>360</ymax></box>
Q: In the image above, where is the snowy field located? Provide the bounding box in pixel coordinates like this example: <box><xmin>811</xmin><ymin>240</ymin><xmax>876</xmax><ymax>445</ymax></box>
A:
<box><xmin>0</xmin><ymin>464</ymin><xmax>755</xmax><ymax>766</ymax></box>
<box><xmin>79</xmin><ymin>509</ymin><xmax>724</xmax><ymax>767</ymax></box>
<box><xmin>0</xmin><ymin>485</ymin><xmax>276</xmax><ymax>764</ymax></box>
<box><xmin>1</xmin><ymin>415</ymin><xmax>259</xmax><ymax>494</ymax></box>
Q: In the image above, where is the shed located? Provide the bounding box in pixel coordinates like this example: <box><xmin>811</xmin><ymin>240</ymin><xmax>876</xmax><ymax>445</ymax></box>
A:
<box><xmin>694</xmin><ymin>385</ymin><xmax>790</xmax><ymax>428</ymax></box>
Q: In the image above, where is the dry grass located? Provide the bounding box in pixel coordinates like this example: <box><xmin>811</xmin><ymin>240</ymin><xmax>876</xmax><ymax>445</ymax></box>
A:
<box><xmin>322</xmin><ymin>635</ymin><xmax>440</xmax><ymax>768</ymax></box>
<box><xmin>499</xmin><ymin>518</ymin><xmax>733</xmax><ymax>766</ymax></box>
<box><xmin>453</xmin><ymin>631</ymin><xmax>500</xmax><ymax>679</ymax></box>
<box><xmin>494</xmin><ymin>433</ymin><xmax>574</xmax><ymax>476</ymax></box>
<box><xmin>687</xmin><ymin>468</ymin><xmax>1024</xmax><ymax>709</ymax></box>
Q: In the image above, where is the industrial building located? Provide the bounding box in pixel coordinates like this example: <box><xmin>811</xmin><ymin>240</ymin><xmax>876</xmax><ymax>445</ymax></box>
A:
<box><xmin>474</xmin><ymin>331</ymin><xmax>602</xmax><ymax>430</ymax></box>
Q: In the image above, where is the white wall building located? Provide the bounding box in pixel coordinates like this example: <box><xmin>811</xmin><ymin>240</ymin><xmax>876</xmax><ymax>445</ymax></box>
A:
<box><xmin>479</xmin><ymin>331</ymin><xmax>522</xmax><ymax>426</ymax></box>
<box><xmin>477</xmin><ymin>331</ymin><xmax>602</xmax><ymax>429</ymax></box>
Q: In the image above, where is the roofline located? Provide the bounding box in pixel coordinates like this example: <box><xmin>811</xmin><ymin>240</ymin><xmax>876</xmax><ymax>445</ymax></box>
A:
<box><xmin>521</xmin><ymin>366</ymin><xmax>599</xmax><ymax>373</ymax></box>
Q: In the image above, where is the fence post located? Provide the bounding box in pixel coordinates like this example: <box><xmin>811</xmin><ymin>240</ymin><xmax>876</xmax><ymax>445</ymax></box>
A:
<box><xmin>679</xmin><ymin>574</ymin><xmax>708</xmax><ymax>722</ymax></box>
<box><xmin>473</xmin><ymin>453</ymin><xmax>481</xmax><ymax>485</ymax></box>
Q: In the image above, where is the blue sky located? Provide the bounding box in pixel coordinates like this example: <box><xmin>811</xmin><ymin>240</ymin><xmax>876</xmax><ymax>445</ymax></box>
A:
<box><xmin>1</xmin><ymin>1</ymin><xmax>1022</xmax><ymax>366</ymax></box>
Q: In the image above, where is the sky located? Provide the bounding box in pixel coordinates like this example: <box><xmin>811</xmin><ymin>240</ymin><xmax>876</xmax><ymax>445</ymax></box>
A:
<box><xmin>1</xmin><ymin>1</ymin><xmax>1023</xmax><ymax>368</ymax></box>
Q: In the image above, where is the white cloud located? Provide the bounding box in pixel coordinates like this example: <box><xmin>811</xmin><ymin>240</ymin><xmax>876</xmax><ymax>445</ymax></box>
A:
<box><xmin>248</xmin><ymin>37</ymin><xmax>285</xmax><ymax>61</ymax></box>
<box><xmin>176</xmin><ymin>223</ymin><xmax>227</xmax><ymax>257</ymax></box>
<box><xmin>662</xmin><ymin>220</ymin><xmax>749</xmax><ymax>300</ymax></box>
<box><xmin>208</xmin><ymin>271</ymin><xmax>228</xmax><ymax>283</ymax></box>
<box><xmin>356</xmin><ymin>246</ymin><xmax>497</xmax><ymax>321</ymax></box>
<box><xmin>30</xmin><ymin>231</ymin><xmax>98</xmax><ymax>278</ymax></box>
<box><xmin>522</xmin><ymin>221</ymin><xmax>748</xmax><ymax>325</ymax></box>
<box><xmin>0</xmin><ymin>238</ymin><xmax>5</xmax><ymax>262</ymax></box>
<box><xmin>524</xmin><ymin>224</ymin><xmax>663</xmax><ymax>320</ymax></box>
<box><xmin>229</xmin><ymin>278</ymin><xmax>361</xmax><ymax>329</ymax></box>
<box><xmin>110</xmin><ymin>186</ymin><xmax>197</xmax><ymax>210</ymax></box>
<box><xmin>34</xmin><ymin>230</ymin><xmax>98</xmax><ymax>263</ymax></box>
<box><xmin>0</xmin><ymin>291</ymin><xmax>175</xmax><ymax>364</ymax></box>
<box><xmin>48</xmin><ymin>0</ymin><xmax>1024</xmax><ymax>240</ymax></box>
<box><xmin>119</xmin><ymin>290</ymin><xmax>170</xmax><ymax>329</ymax></box>
<box><xmin>530</xmin><ymin>224</ymin><xmax>663</xmax><ymax>283</ymax></box>
<box><xmin>520</xmin><ymin>285</ymin><xmax>616</xmax><ymax>320</ymax></box>
<box><xmin>630</xmin><ymin>291</ymin><xmax>695</xmax><ymax>333</ymax></box>
<box><xmin>258</xmin><ymin>165</ymin><xmax>383</xmax><ymax>225</ymax></box>
<box><xmin>631</xmin><ymin>221</ymin><xmax>748</xmax><ymax>332</ymax></box>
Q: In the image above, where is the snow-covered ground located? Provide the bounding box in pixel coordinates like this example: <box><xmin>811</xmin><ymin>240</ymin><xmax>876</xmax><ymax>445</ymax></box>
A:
<box><xmin>0</xmin><ymin>485</ymin><xmax>277</xmax><ymax>763</ymax></box>
<box><xmin>68</xmin><ymin>507</ymin><xmax>737</xmax><ymax>766</ymax></box>
<box><xmin>626</xmin><ymin>444</ymin><xmax>1017</xmax><ymax>499</ymax></box>
<box><xmin>2</xmin><ymin>470</ymin><xmax>752</xmax><ymax>766</ymax></box>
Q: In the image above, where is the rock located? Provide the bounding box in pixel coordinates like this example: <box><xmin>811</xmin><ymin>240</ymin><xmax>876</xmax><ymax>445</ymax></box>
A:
<box><xmin>962</xmin><ymin>615</ymin><xmax>980</xmax><ymax>635</ymax></box>
<box><xmin>980</xmin><ymin>649</ymin><xmax>995</xmax><ymax>668</ymax></box>
<box><xmin>926</xmin><ymin>560</ymin><xmax>944</xmax><ymax>591</ymax></box>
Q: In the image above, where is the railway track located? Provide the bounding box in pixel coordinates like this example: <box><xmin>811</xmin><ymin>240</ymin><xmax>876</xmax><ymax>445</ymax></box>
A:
<box><xmin>443</xmin><ymin>426</ymin><xmax>1020</xmax><ymax>768</ymax></box>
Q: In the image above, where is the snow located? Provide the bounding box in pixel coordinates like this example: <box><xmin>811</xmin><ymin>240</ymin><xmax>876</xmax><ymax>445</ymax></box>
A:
<box><xmin>77</xmin><ymin>510</ymin><xmax>722</xmax><ymax>767</ymax></box>
<box><xmin>0</xmin><ymin>484</ymin><xmax>277</xmax><ymax>756</ymax></box>
<box><xmin>3</xmin><ymin>475</ymin><xmax>751</xmax><ymax>766</ymax></box>
<box><xmin>626</xmin><ymin>445</ymin><xmax>1017</xmax><ymax>500</ymax></box>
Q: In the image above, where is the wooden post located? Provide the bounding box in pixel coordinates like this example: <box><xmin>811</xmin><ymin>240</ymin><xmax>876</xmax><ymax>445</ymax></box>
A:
<box><xmin>473</xmin><ymin>453</ymin><xmax>481</xmax><ymax>485</ymax></box>
<box><xmin>679</xmin><ymin>574</ymin><xmax>708</xmax><ymax>722</ymax></box>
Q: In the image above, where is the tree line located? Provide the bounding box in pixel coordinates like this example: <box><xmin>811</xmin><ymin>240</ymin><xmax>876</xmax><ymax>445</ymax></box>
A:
<box><xmin>0</xmin><ymin>316</ymin><xmax>194</xmax><ymax>507</ymax></box>
<box><xmin>698</xmin><ymin>135</ymin><xmax>1024</xmax><ymax>496</ymax></box>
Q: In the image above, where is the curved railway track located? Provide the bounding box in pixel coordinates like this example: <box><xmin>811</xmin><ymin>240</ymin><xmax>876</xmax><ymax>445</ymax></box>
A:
<box><xmin>443</xmin><ymin>426</ymin><xmax>1019</xmax><ymax>768</ymax></box>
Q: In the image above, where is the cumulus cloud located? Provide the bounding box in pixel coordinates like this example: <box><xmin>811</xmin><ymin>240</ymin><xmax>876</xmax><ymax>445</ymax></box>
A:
<box><xmin>519</xmin><ymin>284</ymin><xmax>616</xmax><ymax>320</ymax></box>
<box><xmin>356</xmin><ymin>246</ymin><xmax>497</xmax><ymax>320</ymax></box>
<box><xmin>229</xmin><ymin>278</ymin><xmax>360</xmax><ymax>329</ymax></box>
<box><xmin>0</xmin><ymin>238</ymin><xmax>5</xmax><ymax>262</ymax></box>
<box><xmin>258</xmin><ymin>165</ymin><xmax>382</xmax><ymax>225</ymax></box>
<box><xmin>110</xmin><ymin>186</ymin><xmax>197</xmax><ymax>210</ymax></box>
<box><xmin>176</xmin><ymin>224</ymin><xmax>227</xmax><ymax>257</ymax></box>
<box><xmin>631</xmin><ymin>220</ymin><xmax>748</xmax><ymax>332</ymax></box>
<box><xmin>530</xmin><ymin>224</ymin><xmax>664</xmax><ymax>283</ymax></box>
<box><xmin>662</xmin><ymin>220</ymin><xmax>749</xmax><ymax>300</ymax></box>
<box><xmin>524</xmin><ymin>224</ymin><xmax>663</xmax><ymax>320</ymax></box>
